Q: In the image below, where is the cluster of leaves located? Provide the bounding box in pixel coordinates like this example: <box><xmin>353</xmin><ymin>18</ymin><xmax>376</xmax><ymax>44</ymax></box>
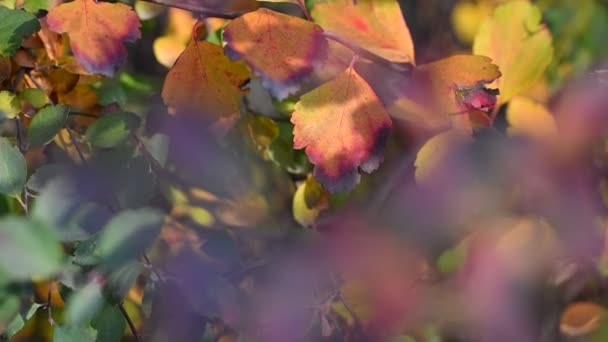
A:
<box><xmin>0</xmin><ymin>0</ymin><xmax>607</xmax><ymax>340</ymax></box>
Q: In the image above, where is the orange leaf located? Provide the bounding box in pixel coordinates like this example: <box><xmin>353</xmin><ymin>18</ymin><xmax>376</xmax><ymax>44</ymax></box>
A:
<box><xmin>392</xmin><ymin>55</ymin><xmax>501</xmax><ymax>134</ymax></box>
<box><xmin>291</xmin><ymin>66</ymin><xmax>391</xmax><ymax>192</ymax></box>
<box><xmin>47</xmin><ymin>0</ymin><xmax>141</xmax><ymax>76</ymax></box>
<box><xmin>312</xmin><ymin>0</ymin><xmax>414</xmax><ymax>64</ymax></box>
<box><xmin>162</xmin><ymin>41</ymin><xmax>250</xmax><ymax>125</ymax></box>
<box><xmin>223</xmin><ymin>8</ymin><xmax>328</xmax><ymax>99</ymax></box>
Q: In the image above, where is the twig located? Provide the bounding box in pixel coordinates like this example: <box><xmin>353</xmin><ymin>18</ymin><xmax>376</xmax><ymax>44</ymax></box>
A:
<box><xmin>65</xmin><ymin>126</ymin><xmax>87</xmax><ymax>164</ymax></box>
<box><xmin>69</xmin><ymin>112</ymin><xmax>98</xmax><ymax>119</ymax></box>
<box><xmin>323</xmin><ymin>31</ymin><xmax>413</xmax><ymax>75</ymax></box>
<box><xmin>12</xmin><ymin>69</ymin><xmax>27</xmax><ymax>153</ymax></box>
<box><xmin>138</xmin><ymin>0</ymin><xmax>242</xmax><ymax>19</ymax></box>
<box><xmin>119</xmin><ymin>302</ymin><xmax>141</xmax><ymax>342</ymax></box>
<box><xmin>143</xmin><ymin>254</ymin><xmax>166</xmax><ymax>284</ymax></box>
<box><xmin>11</xmin><ymin>68</ymin><xmax>26</xmax><ymax>92</ymax></box>
<box><xmin>47</xmin><ymin>289</ymin><xmax>55</xmax><ymax>326</ymax></box>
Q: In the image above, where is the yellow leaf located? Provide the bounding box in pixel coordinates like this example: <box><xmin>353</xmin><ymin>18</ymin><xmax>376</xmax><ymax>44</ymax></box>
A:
<box><xmin>473</xmin><ymin>0</ymin><xmax>553</xmax><ymax>105</ymax></box>
<box><xmin>0</xmin><ymin>91</ymin><xmax>21</xmax><ymax>119</ymax></box>
<box><xmin>312</xmin><ymin>0</ymin><xmax>415</xmax><ymax>63</ymax></box>
<box><xmin>414</xmin><ymin>130</ymin><xmax>472</xmax><ymax>184</ymax></box>
<box><xmin>292</xmin><ymin>176</ymin><xmax>327</xmax><ymax>227</ymax></box>
<box><xmin>506</xmin><ymin>96</ymin><xmax>557</xmax><ymax>142</ymax></box>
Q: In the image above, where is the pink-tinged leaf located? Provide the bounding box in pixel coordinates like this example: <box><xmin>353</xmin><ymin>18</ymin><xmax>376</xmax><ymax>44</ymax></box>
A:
<box><xmin>390</xmin><ymin>55</ymin><xmax>501</xmax><ymax>134</ymax></box>
<box><xmin>291</xmin><ymin>66</ymin><xmax>392</xmax><ymax>192</ymax></box>
<box><xmin>312</xmin><ymin>0</ymin><xmax>415</xmax><ymax>64</ymax></box>
<box><xmin>47</xmin><ymin>0</ymin><xmax>141</xmax><ymax>76</ymax></box>
<box><xmin>223</xmin><ymin>8</ymin><xmax>328</xmax><ymax>99</ymax></box>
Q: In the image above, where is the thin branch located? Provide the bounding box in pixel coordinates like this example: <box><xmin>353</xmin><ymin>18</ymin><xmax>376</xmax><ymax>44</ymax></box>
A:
<box><xmin>12</xmin><ymin>69</ymin><xmax>27</xmax><ymax>153</ymax></box>
<box><xmin>16</xmin><ymin>194</ymin><xmax>28</xmax><ymax>214</ymax></box>
<box><xmin>143</xmin><ymin>254</ymin><xmax>166</xmax><ymax>284</ymax></box>
<box><xmin>138</xmin><ymin>0</ymin><xmax>242</xmax><ymax>19</ymax></box>
<box><xmin>47</xmin><ymin>288</ymin><xmax>55</xmax><ymax>326</ymax></box>
<box><xmin>138</xmin><ymin>0</ymin><xmax>413</xmax><ymax>75</ymax></box>
<box><xmin>11</xmin><ymin>68</ymin><xmax>26</xmax><ymax>92</ymax></box>
<box><xmin>295</xmin><ymin>0</ymin><xmax>313</xmax><ymax>21</ymax></box>
<box><xmin>323</xmin><ymin>31</ymin><xmax>413</xmax><ymax>75</ymax></box>
<box><xmin>65</xmin><ymin>126</ymin><xmax>87</xmax><ymax>164</ymax></box>
<box><xmin>119</xmin><ymin>302</ymin><xmax>141</xmax><ymax>342</ymax></box>
<box><xmin>69</xmin><ymin>112</ymin><xmax>98</xmax><ymax>119</ymax></box>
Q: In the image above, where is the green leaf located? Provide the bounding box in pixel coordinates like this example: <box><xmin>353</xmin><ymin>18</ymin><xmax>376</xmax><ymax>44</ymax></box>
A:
<box><xmin>91</xmin><ymin>305</ymin><xmax>126</xmax><ymax>342</ymax></box>
<box><xmin>105</xmin><ymin>261</ymin><xmax>144</xmax><ymax>302</ymax></box>
<box><xmin>53</xmin><ymin>324</ymin><xmax>97</xmax><ymax>342</ymax></box>
<box><xmin>0</xmin><ymin>91</ymin><xmax>21</xmax><ymax>119</ymax></box>
<box><xmin>3</xmin><ymin>314</ymin><xmax>24</xmax><ymax>339</ymax></box>
<box><xmin>28</xmin><ymin>105</ymin><xmax>69</xmax><ymax>147</ymax></box>
<box><xmin>143</xmin><ymin>133</ymin><xmax>169</xmax><ymax>167</ymax></box>
<box><xmin>23</xmin><ymin>0</ymin><xmax>51</xmax><ymax>13</ymax></box>
<box><xmin>0</xmin><ymin>137</ymin><xmax>26</xmax><ymax>197</ymax></box>
<box><xmin>97</xmin><ymin>208</ymin><xmax>164</xmax><ymax>269</ymax></box>
<box><xmin>20</xmin><ymin>88</ymin><xmax>50</xmax><ymax>109</ymax></box>
<box><xmin>85</xmin><ymin>112</ymin><xmax>140</xmax><ymax>148</ymax></box>
<box><xmin>0</xmin><ymin>216</ymin><xmax>63</xmax><ymax>281</ymax></box>
<box><xmin>32</xmin><ymin>176</ymin><xmax>111</xmax><ymax>242</ymax></box>
<box><xmin>0</xmin><ymin>7</ymin><xmax>41</xmax><ymax>57</ymax></box>
<box><xmin>25</xmin><ymin>302</ymin><xmax>45</xmax><ymax>320</ymax></box>
<box><xmin>73</xmin><ymin>239</ymin><xmax>101</xmax><ymax>267</ymax></box>
<box><xmin>112</xmin><ymin>156</ymin><xmax>157</xmax><ymax>209</ymax></box>
<box><xmin>94</xmin><ymin>81</ymin><xmax>127</xmax><ymax>108</ymax></box>
<box><xmin>26</xmin><ymin>163</ymin><xmax>67</xmax><ymax>193</ymax></box>
<box><xmin>67</xmin><ymin>280</ymin><xmax>105</xmax><ymax>325</ymax></box>
<box><xmin>0</xmin><ymin>293</ymin><xmax>20</xmax><ymax>338</ymax></box>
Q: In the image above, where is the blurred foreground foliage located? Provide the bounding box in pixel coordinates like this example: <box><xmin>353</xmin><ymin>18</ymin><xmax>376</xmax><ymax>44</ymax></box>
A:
<box><xmin>0</xmin><ymin>0</ymin><xmax>608</xmax><ymax>341</ymax></box>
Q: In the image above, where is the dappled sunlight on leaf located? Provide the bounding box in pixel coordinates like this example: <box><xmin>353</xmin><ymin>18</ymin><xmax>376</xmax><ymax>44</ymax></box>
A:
<box><xmin>291</xmin><ymin>66</ymin><xmax>391</xmax><ymax>192</ymax></box>
<box><xmin>47</xmin><ymin>0</ymin><xmax>141</xmax><ymax>76</ymax></box>
<box><xmin>224</xmin><ymin>8</ymin><xmax>328</xmax><ymax>99</ymax></box>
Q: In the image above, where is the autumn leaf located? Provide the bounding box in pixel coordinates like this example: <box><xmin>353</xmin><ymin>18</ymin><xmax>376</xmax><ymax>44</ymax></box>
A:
<box><xmin>153</xmin><ymin>8</ymin><xmax>197</xmax><ymax>68</ymax></box>
<box><xmin>414</xmin><ymin>130</ymin><xmax>472</xmax><ymax>184</ymax></box>
<box><xmin>506</xmin><ymin>96</ymin><xmax>557</xmax><ymax>142</ymax></box>
<box><xmin>223</xmin><ymin>8</ymin><xmax>328</xmax><ymax>99</ymax></box>
<box><xmin>312</xmin><ymin>0</ymin><xmax>414</xmax><ymax>64</ymax></box>
<box><xmin>291</xmin><ymin>66</ymin><xmax>391</xmax><ymax>192</ymax></box>
<box><xmin>46</xmin><ymin>0</ymin><xmax>141</xmax><ymax>76</ymax></box>
<box><xmin>390</xmin><ymin>55</ymin><xmax>501</xmax><ymax>133</ymax></box>
<box><xmin>162</xmin><ymin>40</ymin><xmax>250</xmax><ymax>124</ymax></box>
<box><xmin>473</xmin><ymin>0</ymin><xmax>553</xmax><ymax>105</ymax></box>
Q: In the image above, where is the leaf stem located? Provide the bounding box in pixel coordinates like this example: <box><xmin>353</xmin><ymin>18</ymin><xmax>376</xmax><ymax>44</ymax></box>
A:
<box><xmin>119</xmin><ymin>302</ymin><xmax>142</xmax><ymax>342</ymax></box>
<box><xmin>47</xmin><ymin>288</ymin><xmax>55</xmax><ymax>326</ymax></box>
<box><xmin>16</xmin><ymin>192</ymin><xmax>28</xmax><ymax>214</ymax></box>
<box><xmin>322</xmin><ymin>31</ymin><xmax>412</xmax><ymax>74</ymax></box>
<box><xmin>64</xmin><ymin>126</ymin><xmax>87</xmax><ymax>164</ymax></box>
<box><xmin>295</xmin><ymin>0</ymin><xmax>313</xmax><ymax>21</ymax></box>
